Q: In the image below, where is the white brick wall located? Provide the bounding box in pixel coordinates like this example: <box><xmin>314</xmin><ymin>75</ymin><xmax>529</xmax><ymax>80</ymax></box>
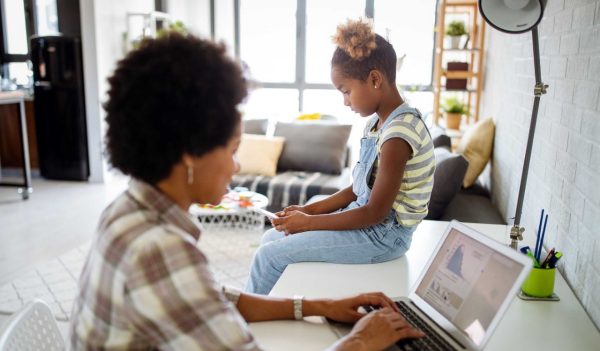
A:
<box><xmin>480</xmin><ymin>0</ymin><xmax>600</xmax><ymax>329</ymax></box>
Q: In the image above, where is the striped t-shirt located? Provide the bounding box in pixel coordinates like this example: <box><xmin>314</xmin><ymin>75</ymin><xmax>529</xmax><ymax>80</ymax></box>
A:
<box><xmin>367</xmin><ymin>110</ymin><xmax>435</xmax><ymax>226</ymax></box>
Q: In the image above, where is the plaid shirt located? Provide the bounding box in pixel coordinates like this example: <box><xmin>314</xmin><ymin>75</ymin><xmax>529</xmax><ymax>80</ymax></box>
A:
<box><xmin>69</xmin><ymin>180</ymin><xmax>261</xmax><ymax>350</ymax></box>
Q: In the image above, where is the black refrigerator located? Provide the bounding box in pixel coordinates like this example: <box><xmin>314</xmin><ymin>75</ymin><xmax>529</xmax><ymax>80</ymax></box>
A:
<box><xmin>30</xmin><ymin>35</ymin><xmax>89</xmax><ymax>180</ymax></box>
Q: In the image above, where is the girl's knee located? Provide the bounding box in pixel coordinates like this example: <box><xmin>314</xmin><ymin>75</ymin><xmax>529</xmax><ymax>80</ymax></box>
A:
<box><xmin>261</xmin><ymin>228</ymin><xmax>285</xmax><ymax>244</ymax></box>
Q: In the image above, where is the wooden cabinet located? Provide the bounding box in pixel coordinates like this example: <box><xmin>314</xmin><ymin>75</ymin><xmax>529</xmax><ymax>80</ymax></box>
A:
<box><xmin>432</xmin><ymin>0</ymin><xmax>486</xmax><ymax>129</ymax></box>
<box><xmin>0</xmin><ymin>99</ymin><xmax>38</xmax><ymax>169</ymax></box>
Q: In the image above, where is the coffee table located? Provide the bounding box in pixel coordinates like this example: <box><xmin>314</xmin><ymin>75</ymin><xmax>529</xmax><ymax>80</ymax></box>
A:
<box><xmin>189</xmin><ymin>189</ymin><xmax>269</xmax><ymax>233</ymax></box>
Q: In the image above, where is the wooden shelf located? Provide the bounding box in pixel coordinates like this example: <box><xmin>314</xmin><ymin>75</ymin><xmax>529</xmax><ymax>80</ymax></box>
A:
<box><xmin>433</xmin><ymin>0</ymin><xmax>486</xmax><ymax>127</ymax></box>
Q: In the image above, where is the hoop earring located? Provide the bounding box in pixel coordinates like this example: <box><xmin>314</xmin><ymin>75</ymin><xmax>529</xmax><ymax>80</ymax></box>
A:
<box><xmin>187</xmin><ymin>166</ymin><xmax>194</xmax><ymax>185</ymax></box>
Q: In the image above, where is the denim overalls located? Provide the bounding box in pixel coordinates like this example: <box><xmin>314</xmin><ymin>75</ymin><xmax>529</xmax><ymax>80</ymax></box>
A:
<box><xmin>245</xmin><ymin>105</ymin><xmax>422</xmax><ymax>295</ymax></box>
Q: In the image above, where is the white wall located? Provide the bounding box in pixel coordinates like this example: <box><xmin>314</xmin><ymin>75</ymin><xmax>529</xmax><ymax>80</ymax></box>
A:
<box><xmin>480</xmin><ymin>0</ymin><xmax>600</xmax><ymax>328</ymax></box>
<box><xmin>79</xmin><ymin>0</ymin><xmax>161</xmax><ymax>181</ymax></box>
<box><xmin>166</xmin><ymin>0</ymin><xmax>211</xmax><ymax>38</ymax></box>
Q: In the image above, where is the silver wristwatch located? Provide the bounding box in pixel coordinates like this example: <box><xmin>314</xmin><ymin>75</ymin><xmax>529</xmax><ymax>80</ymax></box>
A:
<box><xmin>293</xmin><ymin>295</ymin><xmax>304</xmax><ymax>320</ymax></box>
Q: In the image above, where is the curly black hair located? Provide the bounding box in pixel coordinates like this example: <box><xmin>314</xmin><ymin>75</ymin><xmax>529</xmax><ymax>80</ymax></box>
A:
<box><xmin>104</xmin><ymin>34</ymin><xmax>246</xmax><ymax>184</ymax></box>
<box><xmin>331</xmin><ymin>19</ymin><xmax>397</xmax><ymax>83</ymax></box>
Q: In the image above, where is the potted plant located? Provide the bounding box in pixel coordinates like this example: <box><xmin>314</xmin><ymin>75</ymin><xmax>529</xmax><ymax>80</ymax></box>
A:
<box><xmin>445</xmin><ymin>20</ymin><xmax>467</xmax><ymax>49</ymax></box>
<box><xmin>442</xmin><ymin>96</ymin><xmax>468</xmax><ymax>130</ymax></box>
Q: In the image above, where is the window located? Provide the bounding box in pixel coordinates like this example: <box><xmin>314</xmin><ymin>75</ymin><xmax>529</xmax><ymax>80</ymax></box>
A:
<box><xmin>0</xmin><ymin>0</ymin><xmax>43</xmax><ymax>87</ymax></box>
<box><xmin>2</xmin><ymin>0</ymin><xmax>29</xmax><ymax>55</ymax></box>
<box><xmin>233</xmin><ymin>0</ymin><xmax>437</xmax><ymax>119</ymax></box>
<box><xmin>305</xmin><ymin>0</ymin><xmax>364</xmax><ymax>84</ymax></box>
<box><xmin>373</xmin><ymin>0</ymin><xmax>437</xmax><ymax>86</ymax></box>
<box><xmin>239</xmin><ymin>0</ymin><xmax>296</xmax><ymax>83</ymax></box>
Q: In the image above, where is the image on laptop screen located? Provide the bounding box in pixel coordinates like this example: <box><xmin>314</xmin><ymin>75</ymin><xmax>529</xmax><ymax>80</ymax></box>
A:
<box><xmin>415</xmin><ymin>228</ymin><xmax>525</xmax><ymax>346</ymax></box>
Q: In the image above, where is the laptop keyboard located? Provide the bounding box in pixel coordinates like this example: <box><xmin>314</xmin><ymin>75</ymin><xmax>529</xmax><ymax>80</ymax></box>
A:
<box><xmin>364</xmin><ymin>301</ymin><xmax>458</xmax><ymax>351</ymax></box>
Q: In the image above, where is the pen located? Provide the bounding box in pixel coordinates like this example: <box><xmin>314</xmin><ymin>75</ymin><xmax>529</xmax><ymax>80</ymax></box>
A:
<box><xmin>536</xmin><ymin>213</ymin><xmax>549</xmax><ymax>262</ymax></box>
<box><xmin>535</xmin><ymin>209</ymin><xmax>545</xmax><ymax>263</ymax></box>
<box><xmin>548</xmin><ymin>251</ymin><xmax>563</xmax><ymax>268</ymax></box>
<box><xmin>540</xmin><ymin>248</ymin><xmax>555</xmax><ymax>268</ymax></box>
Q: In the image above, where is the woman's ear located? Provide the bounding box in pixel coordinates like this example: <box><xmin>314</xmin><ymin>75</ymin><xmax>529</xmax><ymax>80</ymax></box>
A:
<box><xmin>182</xmin><ymin>153</ymin><xmax>195</xmax><ymax>168</ymax></box>
<box><xmin>369</xmin><ymin>70</ymin><xmax>384</xmax><ymax>89</ymax></box>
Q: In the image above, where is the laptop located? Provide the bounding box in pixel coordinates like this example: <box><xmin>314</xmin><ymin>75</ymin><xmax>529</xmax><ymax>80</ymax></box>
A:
<box><xmin>329</xmin><ymin>220</ymin><xmax>533</xmax><ymax>351</ymax></box>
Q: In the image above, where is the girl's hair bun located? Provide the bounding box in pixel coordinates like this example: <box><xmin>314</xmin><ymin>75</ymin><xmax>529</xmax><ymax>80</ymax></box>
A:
<box><xmin>332</xmin><ymin>18</ymin><xmax>377</xmax><ymax>60</ymax></box>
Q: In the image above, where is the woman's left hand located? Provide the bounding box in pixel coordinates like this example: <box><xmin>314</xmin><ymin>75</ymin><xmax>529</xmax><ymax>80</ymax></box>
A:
<box><xmin>324</xmin><ymin>292</ymin><xmax>400</xmax><ymax>324</ymax></box>
<box><xmin>271</xmin><ymin>210</ymin><xmax>312</xmax><ymax>235</ymax></box>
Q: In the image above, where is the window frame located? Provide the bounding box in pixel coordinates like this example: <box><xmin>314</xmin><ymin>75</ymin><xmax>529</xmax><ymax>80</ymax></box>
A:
<box><xmin>0</xmin><ymin>0</ymin><xmax>36</xmax><ymax>78</ymax></box>
<box><xmin>232</xmin><ymin>0</ymin><xmax>438</xmax><ymax>112</ymax></box>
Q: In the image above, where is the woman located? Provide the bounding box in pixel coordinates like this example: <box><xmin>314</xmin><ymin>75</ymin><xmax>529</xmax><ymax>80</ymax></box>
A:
<box><xmin>69</xmin><ymin>33</ymin><xmax>423</xmax><ymax>350</ymax></box>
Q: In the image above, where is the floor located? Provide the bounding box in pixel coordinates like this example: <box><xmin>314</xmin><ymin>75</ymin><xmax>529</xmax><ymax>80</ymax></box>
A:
<box><xmin>0</xmin><ymin>174</ymin><xmax>263</xmax><ymax>338</ymax></box>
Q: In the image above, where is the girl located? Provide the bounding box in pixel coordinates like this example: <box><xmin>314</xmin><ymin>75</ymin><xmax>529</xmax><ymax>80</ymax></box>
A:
<box><xmin>246</xmin><ymin>19</ymin><xmax>435</xmax><ymax>295</ymax></box>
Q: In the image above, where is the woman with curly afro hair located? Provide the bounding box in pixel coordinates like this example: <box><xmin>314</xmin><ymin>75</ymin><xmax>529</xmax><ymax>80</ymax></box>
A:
<box><xmin>68</xmin><ymin>33</ymin><xmax>422</xmax><ymax>351</ymax></box>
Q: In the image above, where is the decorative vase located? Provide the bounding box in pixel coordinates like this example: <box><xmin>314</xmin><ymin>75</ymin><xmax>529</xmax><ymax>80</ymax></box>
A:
<box><xmin>445</xmin><ymin>112</ymin><xmax>462</xmax><ymax>130</ymax></box>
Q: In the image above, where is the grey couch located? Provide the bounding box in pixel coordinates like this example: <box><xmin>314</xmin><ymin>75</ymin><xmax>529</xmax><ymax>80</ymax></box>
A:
<box><xmin>426</xmin><ymin>129</ymin><xmax>505</xmax><ymax>224</ymax></box>
<box><xmin>236</xmin><ymin>119</ymin><xmax>504</xmax><ymax>224</ymax></box>
<box><xmin>233</xmin><ymin>119</ymin><xmax>353</xmax><ymax>213</ymax></box>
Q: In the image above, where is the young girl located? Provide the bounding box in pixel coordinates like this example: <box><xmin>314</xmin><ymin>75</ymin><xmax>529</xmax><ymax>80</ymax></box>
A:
<box><xmin>246</xmin><ymin>19</ymin><xmax>435</xmax><ymax>295</ymax></box>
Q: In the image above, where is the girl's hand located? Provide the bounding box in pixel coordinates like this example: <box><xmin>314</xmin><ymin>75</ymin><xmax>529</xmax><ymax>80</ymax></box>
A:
<box><xmin>271</xmin><ymin>210</ymin><xmax>311</xmax><ymax>235</ymax></box>
<box><xmin>277</xmin><ymin>205</ymin><xmax>310</xmax><ymax>217</ymax></box>
<box><xmin>345</xmin><ymin>308</ymin><xmax>424</xmax><ymax>351</ymax></box>
<box><xmin>325</xmin><ymin>292</ymin><xmax>400</xmax><ymax>324</ymax></box>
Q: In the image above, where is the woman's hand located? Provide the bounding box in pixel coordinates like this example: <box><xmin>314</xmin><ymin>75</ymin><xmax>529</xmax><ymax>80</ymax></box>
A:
<box><xmin>324</xmin><ymin>292</ymin><xmax>400</xmax><ymax>324</ymax></box>
<box><xmin>342</xmin><ymin>308</ymin><xmax>424</xmax><ymax>351</ymax></box>
<box><xmin>271</xmin><ymin>210</ymin><xmax>312</xmax><ymax>235</ymax></box>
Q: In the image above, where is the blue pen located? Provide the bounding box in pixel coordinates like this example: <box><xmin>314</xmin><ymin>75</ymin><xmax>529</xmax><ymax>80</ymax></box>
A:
<box><xmin>534</xmin><ymin>209</ymin><xmax>545</xmax><ymax>263</ymax></box>
<box><xmin>537</xmin><ymin>214</ymin><xmax>548</xmax><ymax>262</ymax></box>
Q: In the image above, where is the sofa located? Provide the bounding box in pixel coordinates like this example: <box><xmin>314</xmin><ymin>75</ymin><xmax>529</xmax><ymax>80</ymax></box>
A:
<box><xmin>232</xmin><ymin>118</ymin><xmax>353</xmax><ymax>213</ymax></box>
<box><xmin>234</xmin><ymin>117</ymin><xmax>504</xmax><ymax>224</ymax></box>
<box><xmin>427</xmin><ymin>125</ymin><xmax>505</xmax><ymax>224</ymax></box>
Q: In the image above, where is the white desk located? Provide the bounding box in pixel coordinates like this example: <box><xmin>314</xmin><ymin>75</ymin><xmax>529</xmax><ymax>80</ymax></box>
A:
<box><xmin>249</xmin><ymin>221</ymin><xmax>600</xmax><ymax>350</ymax></box>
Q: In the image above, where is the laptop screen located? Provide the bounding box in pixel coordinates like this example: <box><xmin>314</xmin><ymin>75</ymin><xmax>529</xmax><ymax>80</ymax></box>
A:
<box><xmin>415</xmin><ymin>228</ymin><xmax>525</xmax><ymax>346</ymax></box>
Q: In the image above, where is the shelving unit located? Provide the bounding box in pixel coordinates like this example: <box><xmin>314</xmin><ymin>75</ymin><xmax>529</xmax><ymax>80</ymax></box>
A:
<box><xmin>432</xmin><ymin>0</ymin><xmax>486</xmax><ymax>129</ymax></box>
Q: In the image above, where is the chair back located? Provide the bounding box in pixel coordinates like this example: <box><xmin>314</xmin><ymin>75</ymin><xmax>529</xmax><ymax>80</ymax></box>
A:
<box><xmin>0</xmin><ymin>299</ymin><xmax>65</xmax><ymax>351</ymax></box>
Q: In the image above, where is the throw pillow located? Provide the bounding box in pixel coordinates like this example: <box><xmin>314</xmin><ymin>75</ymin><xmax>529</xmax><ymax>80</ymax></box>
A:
<box><xmin>274</xmin><ymin>122</ymin><xmax>352</xmax><ymax>174</ymax></box>
<box><xmin>457</xmin><ymin>118</ymin><xmax>495</xmax><ymax>187</ymax></box>
<box><xmin>243</xmin><ymin>119</ymin><xmax>268</xmax><ymax>135</ymax></box>
<box><xmin>426</xmin><ymin>147</ymin><xmax>469</xmax><ymax>220</ymax></box>
<box><xmin>430</xmin><ymin>126</ymin><xmax>452</xmax><ymax>149</ymax></box>
<box><xmin>237</xmin><ymin>134</ymin><xmax>285</xmax><ymax>177</ymax></box>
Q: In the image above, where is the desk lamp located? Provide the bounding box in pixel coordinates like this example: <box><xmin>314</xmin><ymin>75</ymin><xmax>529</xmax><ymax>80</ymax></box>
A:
<box><xmin>478</xmin><ymin>0</ymin><xmax>548</xmax><ymax>250</ymax></box>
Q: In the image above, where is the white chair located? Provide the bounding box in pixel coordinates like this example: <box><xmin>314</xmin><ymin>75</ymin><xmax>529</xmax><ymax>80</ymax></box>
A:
<box><xmin>0</xmin><ymin>299</ymin><xmax>65</xmax><ymax>351</ymax></box>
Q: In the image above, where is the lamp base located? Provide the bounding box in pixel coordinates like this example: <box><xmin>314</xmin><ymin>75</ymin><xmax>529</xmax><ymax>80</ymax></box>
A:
<box><xmin>510</xmin><ymin>225</ymin><xmax>525</xmax><ymax>250</ymax></box>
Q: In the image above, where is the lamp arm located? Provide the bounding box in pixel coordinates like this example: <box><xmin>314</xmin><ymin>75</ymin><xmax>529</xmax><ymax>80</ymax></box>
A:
<box><xmin>510</xmin><ymin>27</ymin><xmax>548</xmax><ymax>249</ymax></box>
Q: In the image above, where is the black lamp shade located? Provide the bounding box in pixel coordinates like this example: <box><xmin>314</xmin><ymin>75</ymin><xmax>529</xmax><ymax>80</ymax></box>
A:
<box><xmin>479</xmin><ymin>0</ymin><xmax>545</xmax><ymax>34</ymax></box>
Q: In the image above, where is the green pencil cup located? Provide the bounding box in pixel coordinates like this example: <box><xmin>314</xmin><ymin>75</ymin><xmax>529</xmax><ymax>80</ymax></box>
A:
<box><xmin>521</xmin><ymin>267</ymin><xmax>556</xmax><ymax>298</ymax></box>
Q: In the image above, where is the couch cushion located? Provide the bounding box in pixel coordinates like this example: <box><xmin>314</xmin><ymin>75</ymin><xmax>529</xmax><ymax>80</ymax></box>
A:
<box><xmin>457</xmin><ymin>118</ymin><xmax>495</xmax><ymax>187</ymax></box>
<box><xmin>440</xmin><ymin>193</ymin><xmax>506</xmax><ymax>224</ymax></box>
<box><xmin>237</xmin><ymin>134</ymin><xmax>285</xmax><ymax>177</ymax></box>
<box><xmin>430</xmin><ymin>126</ymin><xmax>452</xmax><ymax>149</ymax></box>
<box><xmin>274</xmin><ymin>122</ymin><xmax>352</xmax><ymax>175</ymax></box>
<box><xmin>231</xmin><ymin>169</ymin><xmax>352</xmax><ymax>212</ymax></box>
<box><xmin>426</xmin><ymin>147</ymin><xmax>469</xmax><ymax>220</ymax></box>
<box><xmin>243</xmin><ymin>118</ymin><xmax>269</xmax><ymax>135</ymax></box>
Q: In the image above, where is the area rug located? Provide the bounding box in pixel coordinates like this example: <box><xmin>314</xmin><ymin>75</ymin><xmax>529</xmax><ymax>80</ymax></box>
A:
<box><xmin>0</xmin><ymin>228</ymin><xmax>262</xmax><ymax>321</ymax></box>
